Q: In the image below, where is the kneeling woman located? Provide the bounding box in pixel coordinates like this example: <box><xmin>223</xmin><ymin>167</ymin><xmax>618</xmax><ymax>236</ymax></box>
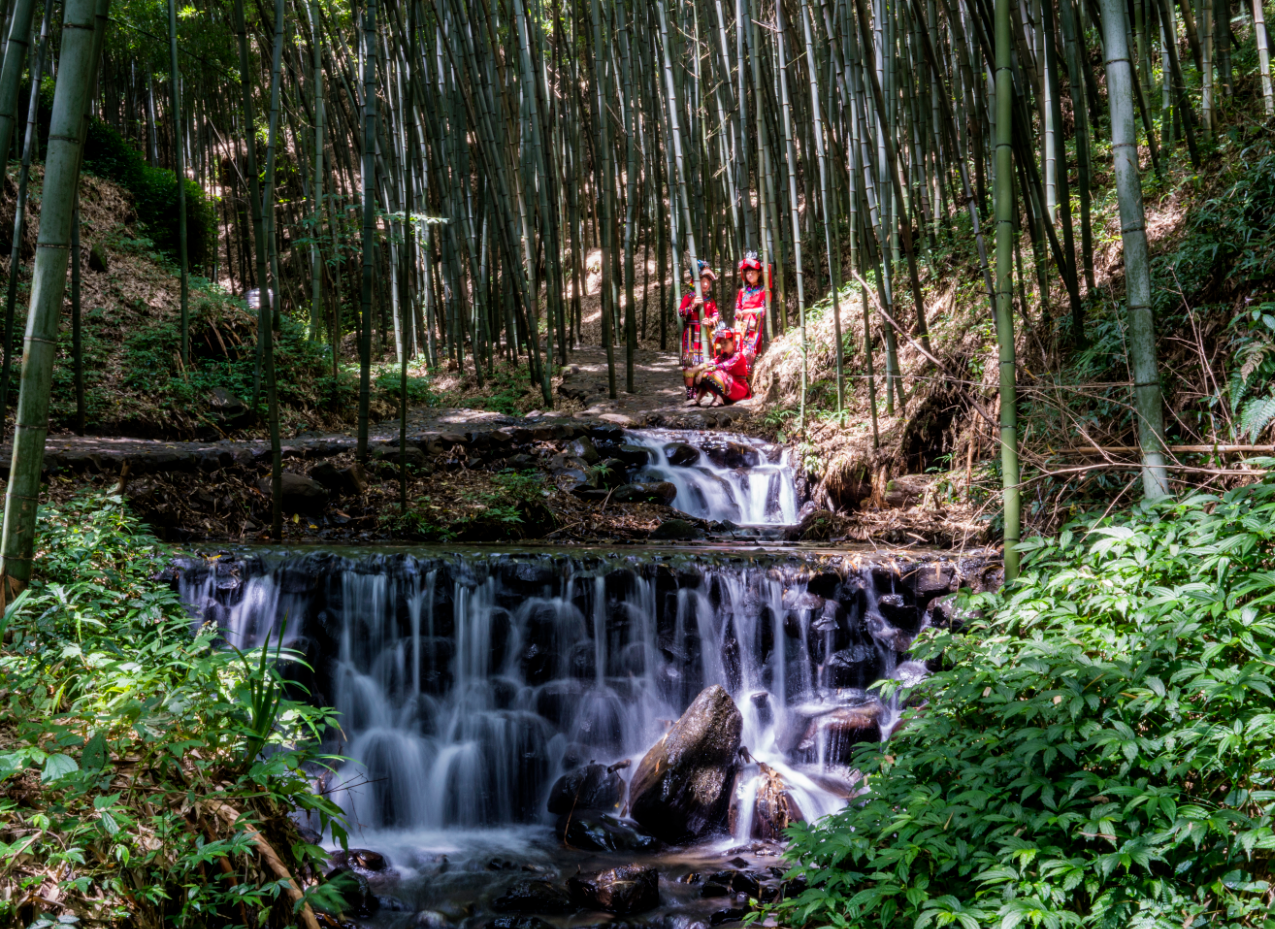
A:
<box><xmin>693</xmin><ymin>328</ymin><xmax>752</xmax><ymax>407</ymax></box>
<box><xmin>679</xmin><ymin>263</ymin><xmax>720</xmax><ymax>402</ymax></box>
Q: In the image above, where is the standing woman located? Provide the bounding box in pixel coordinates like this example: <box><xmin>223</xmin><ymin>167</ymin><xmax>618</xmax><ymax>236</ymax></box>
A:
<box><xmin>734</xmin><ymin>251</ymin><xmax>769</xmax><ymax>364</ymax></box>
<box><xmin>679</xmin><ymin>261</ymin><xmax>721</xmax><ymax>402</ymax></box>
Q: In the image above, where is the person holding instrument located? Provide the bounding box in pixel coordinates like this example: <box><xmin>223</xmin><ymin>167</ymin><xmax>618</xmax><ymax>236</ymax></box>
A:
<box><xmin>679</xmin><ymin>261</ymin><xmax>720</xmax><ymax>403</ymax></box>
<box><xmin>734</xmin><ymin>251</ymin><xmax>769</xmax><ymax>364</ymax></box>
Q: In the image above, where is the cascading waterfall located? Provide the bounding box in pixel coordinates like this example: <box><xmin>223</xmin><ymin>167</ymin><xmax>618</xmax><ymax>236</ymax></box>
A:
<box><xmin>625</xmin><ymin>429</ymin><xmax>799</xmax><ymax>525</ymax></box>
<box><xmin>175</xmin><ymin>547</ymin><xmax>976</xmax><ymax>848</ymax></box>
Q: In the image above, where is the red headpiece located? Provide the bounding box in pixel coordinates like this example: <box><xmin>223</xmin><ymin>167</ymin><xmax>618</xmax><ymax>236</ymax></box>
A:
<box><xmin>738</xmin><ymin>252</ymin><xmax>763</xmax><ymax>272</ymax></box>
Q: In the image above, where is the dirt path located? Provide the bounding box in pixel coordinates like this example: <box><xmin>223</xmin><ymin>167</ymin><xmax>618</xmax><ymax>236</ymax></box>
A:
<box><xmin>7</xmin><ymin>347</ymin><xmax>761</xmax><ymax>478</ymax></box>
<box><xmin>555</xmin><ymin>345</ymin><xmax>759</xmax><ymax>426</ymax></box>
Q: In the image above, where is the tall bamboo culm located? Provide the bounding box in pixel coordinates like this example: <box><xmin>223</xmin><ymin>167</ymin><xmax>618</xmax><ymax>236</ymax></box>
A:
<box><xmin>1101</xmin><ymin>0</ymin><xmax>1169</xmax><ymax>498</ymax></box>
<box><xmin>993</xmin><ymin>0</ymin><xmax>1021</xmax><ymax>580</ymax></box>
<box><xmin>0</xmin><ymin>0</ymin><xmax>110</xmax><ymax>594</ymax></box>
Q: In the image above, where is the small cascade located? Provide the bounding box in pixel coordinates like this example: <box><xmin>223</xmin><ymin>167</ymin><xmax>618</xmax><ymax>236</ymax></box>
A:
<box><xmin>625</xmin><ymin>429</ymin><xmax>799</xmax><ymax>525</ymax></box>
<box><xmin>175</xmin><ymin>547</ymin><xmax>986</xmax><ymax>848</ymax></box>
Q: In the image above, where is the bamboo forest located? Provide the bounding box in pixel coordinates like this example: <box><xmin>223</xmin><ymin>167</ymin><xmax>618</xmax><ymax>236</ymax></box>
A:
<box><xmin>3</xmin><ymin>0</ymin><xmax>1275</xmax><ymax>924</ymax></box>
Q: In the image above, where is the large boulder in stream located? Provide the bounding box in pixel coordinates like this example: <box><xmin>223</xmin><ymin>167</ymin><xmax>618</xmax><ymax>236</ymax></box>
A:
<box><xmin>568</xmin><ymin>864</ymin><xmax>660</xmax><ymax>915</ymax></box>
<box><xmin>628</xmin><ymin>685</ymin><xmax>743</xmax><ymax>843</ymax></box>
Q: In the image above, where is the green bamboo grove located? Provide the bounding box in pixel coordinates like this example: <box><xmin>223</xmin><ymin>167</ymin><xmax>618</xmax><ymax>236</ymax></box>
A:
<box><xmin>0</xmin><ymin>0</ymin><xmax>1269</xmax><ymax>577</ymax></box>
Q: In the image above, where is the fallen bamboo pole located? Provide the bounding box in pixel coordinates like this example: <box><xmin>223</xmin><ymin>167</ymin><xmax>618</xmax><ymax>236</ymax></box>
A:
<box><xmin>1055</xmin><ymin>445</ymin><xmax>1275</xmax><ymax>455</ymax></box>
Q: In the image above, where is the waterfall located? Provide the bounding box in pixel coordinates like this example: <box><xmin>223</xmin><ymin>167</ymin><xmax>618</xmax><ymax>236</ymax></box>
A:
<box><xmin>625</xmin><ymin>429</ymin><xmax>800</xmax><ymax>525</ymax></box>
<box><xmin>175</xmin><ymin>548</ymin><xmax>973</xmax><ymax>846</ymax></box>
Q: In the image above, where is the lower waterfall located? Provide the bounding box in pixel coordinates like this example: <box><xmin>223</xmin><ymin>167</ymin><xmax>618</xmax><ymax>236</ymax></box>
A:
<box><xmin>176</xmin><ymin>547</ymin><xmax>983</xmax><ymax>851</ymax></box>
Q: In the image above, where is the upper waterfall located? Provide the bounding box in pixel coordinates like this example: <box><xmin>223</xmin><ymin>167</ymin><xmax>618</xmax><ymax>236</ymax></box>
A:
<box><xmin>625</xmin><ymin>430</ymin><xmax>800</xmax><ymax>526</ymax></box>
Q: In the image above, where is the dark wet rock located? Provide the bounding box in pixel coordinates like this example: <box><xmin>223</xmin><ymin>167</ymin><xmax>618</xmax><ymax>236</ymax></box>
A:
<box><xmin>89</xmin><ymin>242</ymin><xmax>109</xmax><ymax>273</ymax></box>
<box><xmin>629</xmin><ymin>684</ymin><xmax>743</xmax><ymax>842</ymax></box>
<box><xmin>781</xmin><ymin>704</ymin><xmax>882</xmax><ymax>766</ymax></box>
<box><xmin>327</xmin><ymin>847</ymin><xmax>388</xmax><ymax>873</ymax></box>
<box><xmin>535</xmin><ymin>679</ymin><xmax>587</xmax><ymax>726</ymax></box>
<box><xmin>750</xmin><ymin>764</ymin><xmax>805</xmax><ymax>841</ymax></box>
<box><xmin>308</xmin><ymin>461</ymin><xmax>365</xmax><ymax>496</ymax></box>
<box><xmin>877</xmin><ymin>593</ymin><xmax>919</xmax><ymax>632</ymax></box>
<box><xmin>566</xmin><ymin>436</ymin><xmax>601</xmax><ymax>464</ymax></box>
<box><xmin>650</xmin><ymin>518</ymin><xmax>706</xmax><ymax>541</ymax></box>
<box><xmin>487</xmin><ymin>858</ymin><xmax>520</xmax><ymax>871</ymax></box>
<box><xmin>677</xmin><ymin>873</ymin><xmax>702</xmax><ymax>884</ymax></box>
<box><xmin>701</xmin><ymin>870</ymin><xmax>761</xmax><ymax>898</ymax></box>
<box><xmin>377</xmin><ymin>895</ymin><xmax>409</xmax><ymax>911</ymax></box>
<box><xmin>568</xmin><ymin>864</ymin><xmax>659</xmax><ymax>915</ymax></box>
<box><xmin>325</xmin><ymin>866</ymin><xmax>378</xmax><ymax>918</ymax></box>
<box><xmin>506</xmin><ymin>453</ymin><xmax>539</xmax><ymax>471</ymax></box>
<box><xmin>664</xmin><ymin>442</ymin><xmax>700</xmax><ymax>467</ymax></box>
<box><xmin>612</xmin><ymin>482</ymin><xmax>677</xmax><ymax>505</ymax></box>
<box><xmin>703</xmin><ymin>440</ymin><xmax>759</xmax><ymax>469</ymax></box>
<box><xmin>585</xmin><ymin>422</ymin><xmax>625</xmax><ymax>442</ymax></box>
<box><xmin>547</xmin><ymin>762</ymin><xmax>625</xmax><ymax>814</ymax></box>
<box><xmin>707</xmin><ymin>519</ymin><xmax>741</xmax><ymax>533</ymax></box>
<box><xmin>615</xmin><ymin>443</ymin><xmax>654</xmax><ymax>466</ymax></box>
<box><xmin>560</xmin><ymin>742</ymin><xmax>592</xmax><ymax>770</ymax></box>
<box><xmin>806</xmin><ymin>572</ymin><xmax>841</xmax><ymax>599</ymax></box>
<box><xmin>557</xmin><ymin>814</ymin><xmax>659</xmax><ymax>853</ymax></box>
<box><xmin>708</xmin><ymin>907</ymin><xmax>748</xmax><ymax>925</ymax></box>
<box><xmin>595</xmin><ymin>458</ymin><xmax>628</xmax><ymax>488</ymax></box>
<box><xmin>824</xmin><ymin>644</ymin><xmax>881</xmax><ymax>689</ymax></box>
<box><xmin>314</xmin><ymin>914</ymin><xmax>360</xmax><ymax>929</ymax></box>
<box><xmin>373</xmin><ymin>444</ymin><xmax>429</xmax><ymax>468</ymax></box>
<box><xmin>257</xmin><ymin>471</ymin><xmax>328</xmax><ymax>514</ymax></box>
<box><xmin>208</xmin><ymin>386</ymin><xmax>249</xmax><ymax>423</ymax></box>
<box><xmin>571</xmin><ymin>483</ymin><xmax>612</xmax><ymax>502</ymax></box>
<box><xmin>911</xmin><ymin>560</ymin><xmax>957</xmax><ymax>598</ymax></box>
<box><xmin>492</xmin><ymin>880</ymin><xmax>575</xmax><ymax>914</ymax></box>
<box><xmin>487</xmin><ymin>917</ymin><xmax>556</xmax><ymax>929</ymax></box>
<box><xmin>928</xmin><ymin>593</ymin><xmax>975</xmax><ymax>632</ymax></box>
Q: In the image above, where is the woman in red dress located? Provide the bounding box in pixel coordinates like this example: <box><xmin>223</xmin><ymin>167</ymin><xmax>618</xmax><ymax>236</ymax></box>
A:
<box><xmin>693</xmin><ymin>328</ymin><xmax>752</xmax><ymax>407</ymax></box>
<box><xmin>679</xmin><ymin>263</ymin><xmax>720</xmax><ymax>403</ymax></box>
<box><xmin>734</xmin><ymin>251</ymin><xmax>769</xmax><ymax>364</ymax></box>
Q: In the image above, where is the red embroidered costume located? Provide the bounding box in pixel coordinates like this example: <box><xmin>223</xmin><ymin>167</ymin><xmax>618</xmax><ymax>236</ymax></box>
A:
<box><xmin>699</xmin><ymin>328</ymin><xmax>752</xmax><ymax>404</ymax></box>
<box><xmin>679</xmin><ymin>292</ymin><xmax>719</xmax><ymax>368</ymax></box>
<box><xmin>734</xmin><ymin>253</ymin><xmax>769</xmax><ymax>362</ymax></box>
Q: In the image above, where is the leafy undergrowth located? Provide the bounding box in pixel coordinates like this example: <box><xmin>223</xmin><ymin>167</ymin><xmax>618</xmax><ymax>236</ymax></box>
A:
<box><xmin>0</xmin><ymin>166</ymin><xmax>426</xmax><ymax>440</ymax></box>
<box><xmin>0</xmin><ymin>495</ymin><xmax>352</xmax><ymax>927</ymax></box>
<box><xmin>778</xmin><ymin>473</ymin><xmax>1275</xmax><ymax>929</ymax></box>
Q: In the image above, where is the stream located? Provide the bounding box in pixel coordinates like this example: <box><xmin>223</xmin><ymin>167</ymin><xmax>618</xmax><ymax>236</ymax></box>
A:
<box><xmin>173</xmin><ymin>430</ymin><xmax>993</xmax><ymax>929</ymax></box>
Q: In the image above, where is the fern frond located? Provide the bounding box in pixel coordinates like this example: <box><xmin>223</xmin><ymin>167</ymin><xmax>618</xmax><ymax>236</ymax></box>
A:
<box><xmin>1240</xmin><ymin>395</ymin><xmax>1275</xmax><ymax>442</ymax></box>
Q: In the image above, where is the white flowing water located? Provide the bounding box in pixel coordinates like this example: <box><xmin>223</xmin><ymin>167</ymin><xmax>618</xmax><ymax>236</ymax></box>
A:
<box><xmin>177</xmin><ymin>549</ymin><xmax>953</xmax><ymax>848</ymax></box>
<box><xmin>625</xmin><ymin>429</ymin><xmax>800</xmax><ymax>526</ymax></box>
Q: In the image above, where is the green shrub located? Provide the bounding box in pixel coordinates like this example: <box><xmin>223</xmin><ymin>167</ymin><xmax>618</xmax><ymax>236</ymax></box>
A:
<box><xmin>121</xmin><ymin>308</ymin><xmax>347</xmax><ymax>416</ymax></box>
<box><xmin>778</xmin><ymin>477</ymin><xmax>1275</xmax><ymax>929</ymax></box>
<box><xmin>81</xmin><ymin>117</ymin><xmax>216</xmax><ymax>270</ymax></box>
<box><xmin>0</xmin><ymin>494</ymin><xmax>346</xmax><ymax>926</ymax></box>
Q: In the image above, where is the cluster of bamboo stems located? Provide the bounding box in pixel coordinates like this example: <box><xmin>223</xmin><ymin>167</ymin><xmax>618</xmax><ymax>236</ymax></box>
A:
<box><xmin>0</xmin><ymin>0</ymin><xmax>1268</xmax><ymax>579</ymax></box>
